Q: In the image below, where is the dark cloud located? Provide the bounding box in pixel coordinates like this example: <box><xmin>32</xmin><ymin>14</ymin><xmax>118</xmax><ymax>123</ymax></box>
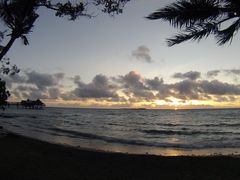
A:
<box><xmin>225</xmin><ymin>69</ymin><xmax>240</xmax><ymax>76</ymax></box>
<box><xmin>2</xmin><ymin>73</ymin><xmax>26</xmax><ymax>88</ymax></box>
<box><xmin>48</xmin><ymin>88</ymin><xmax>61</xmax><ymax>99</ymax></box>
<box><xmin>146</xmin><ymin>77</ymin><xmax>164</xmax><ymax>90</ymax></box>
<box><xmin>27</xmin><ymin>90</ymin><xmax>49</xmax><ymax>100</ymax></box>
<box><xmin>25</xmin><ymin>71</ymin><xmax>64</xmax><ymax>90</ymax></box>
<box><xmin>72</xmin><ymin>74</ymin><xmax>119</xmax><ymax>99</ymax></box>
<box><xmin>60</xmin><ymin>92</ymin><xmax>77</xmax><ymax>101</ymax></box>
<box><xmin>173</xmin><ymin>71</ymin><xmax>201</xmax><ymax>81</ymax></box>
<box><xmin>169</xmin><ymin>79</ymin><xmax>240</xmax><ymax>101</ymax></box>
<box><xmin>199</xmin><ymin>80</ymin><xmax>240</xmax><ymax>95</ymax></box>
<box><xmin>207</xmin><ymin>70</ymin><xmax>221</xmax><ymax>78</ymax></box>
<box><xmin>118</xmin><ymin>71</ymin><xmax>155</xmax><ymax>100</ymax></box>
<box><xmin>5</xmin><ymin>70</ymin><xmax>65</xmax><ymax>100</ymax></box>
<box><xmin>173</xmin><ymin>80</ymin><xmax>200</xmax><ymax>100</ymax></box>
<box><xmin>4</xmin><ymin>69</ymin><xmax>240</xmax><ymax>106</ymax></box>
<box><xmin>207</xmin><ymin>69</ymin><xmax>240</xmax><ymax>78</ymax></box>
<box><xmin>145</xmin><ymin>77</ymin><xmax>171</xmax><ymax>99</ymax></box>
<box><xmin>213</xmin><ymin>95</ymin><xmax>237</xmax><ymax>102</ymax></box>
<box><xmin>131</xmin><ymin>45</ymin><xmax>153</xmax><ymax>63</ymax></box>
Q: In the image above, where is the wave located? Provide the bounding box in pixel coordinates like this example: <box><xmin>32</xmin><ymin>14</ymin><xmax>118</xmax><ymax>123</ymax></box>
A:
<box><xmin>204</xmin><ymin>123</ymin><xmax>240</xmax><ymax>127</ymax></box>
<box><xmin>0</xmin><ymin>114</ymin><xmax>39</xmax><ymax>120</ymax></box>
<box><xmin>156</xmin><ymin>122</ymin><xmax>240</xmax><ymax>128</ymax></box>
<box><xmin>48</xmin><ymin>127</ymin><xmax>110</xmax><ymax>140</ymax></box>
<box><xmin>142</xmin><ymin>129</ymin><xmax>240</xmax><ymax>136</ymax></box>
<box><xmin>0</xmin><ymin>114</ymin><xmax>18</xmax><ymax>119</ymax></box>
<box><xmin>47</xmin><ymin>127</ymin><xmax>240</xmax><ymax>149</ymax></box>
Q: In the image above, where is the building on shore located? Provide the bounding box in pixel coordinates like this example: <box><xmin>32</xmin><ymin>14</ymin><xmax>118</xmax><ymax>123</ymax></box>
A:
<box><xmin>8</xmin><ymin>99</ymin><xmax>46</xmax><ymax>109</ymax></box>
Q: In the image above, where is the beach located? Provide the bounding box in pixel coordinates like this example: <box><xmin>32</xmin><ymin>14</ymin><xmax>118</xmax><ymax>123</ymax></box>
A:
<box><xmin>1</xmin><ymin>131</ymin><xmax>240</xmax><ymax>180</ymax></box>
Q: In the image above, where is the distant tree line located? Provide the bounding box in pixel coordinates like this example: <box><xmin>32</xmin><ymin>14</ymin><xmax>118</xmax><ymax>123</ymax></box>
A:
<box><xmin>20</xmin><ymin>99</ymin><xmax>45</xmax><ymax>109</ymax></box>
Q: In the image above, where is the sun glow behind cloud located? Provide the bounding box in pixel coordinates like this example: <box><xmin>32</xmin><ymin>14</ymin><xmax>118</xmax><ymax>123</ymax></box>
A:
<box><xmin>4</xmin><ymin>69</ymin><xmax>240</xmax><ymax>109</ymax></box>
<box><xmin>44</xmin><ymin>97</ymin><xmax>240</xmax><ymax>109</ymax></box>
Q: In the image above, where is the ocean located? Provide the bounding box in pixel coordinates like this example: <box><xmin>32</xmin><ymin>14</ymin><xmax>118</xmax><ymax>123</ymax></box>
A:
<box><xmin>1</xmin><ymin>107</ymin><xmax>240</xmax><ymax>156</ymax></box>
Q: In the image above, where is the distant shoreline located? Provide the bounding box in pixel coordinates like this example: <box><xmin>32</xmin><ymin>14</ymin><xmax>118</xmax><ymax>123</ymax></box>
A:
<box><xmin>43</xmin><ymin>106</ymin><xmax>240</xmax><ymax>110</ymax></box>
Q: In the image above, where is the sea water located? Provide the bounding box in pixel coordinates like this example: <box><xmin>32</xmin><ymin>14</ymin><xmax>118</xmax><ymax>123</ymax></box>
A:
<box><xmin>1</xmin><ymin>107</ymin><xmax>240</xmax><ymax>156</ymax></box>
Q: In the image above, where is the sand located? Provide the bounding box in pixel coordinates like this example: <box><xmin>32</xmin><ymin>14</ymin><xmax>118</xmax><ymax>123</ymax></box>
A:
<box><xmin>1</xmin><ymin>131</ymin><xmax>240</xmax><ymax>180</ymax></box>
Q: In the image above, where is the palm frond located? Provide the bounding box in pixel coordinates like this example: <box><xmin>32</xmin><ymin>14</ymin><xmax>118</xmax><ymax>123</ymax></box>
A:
<box><xmin>147</xmin><ymin>0</ymin><xmax>223</xmax><ymax>28</ymax></box>
<box><xmin>148</xmin><ymin>0</ymin><xmax>240</xmax><ymax>46</ymax></box>
<box><xmin>216</xmin><ymin>18</ymin><xmax>240</xmax><ymax>45</ymax></box>
<box><xmin>20</xmin><ymin>35</ymin><xmax>29</xmax><ymax>45</ymax></box>
<box><xmin>167</xmin><ymin>22</ymin><xmax>218</xmax><ymax>46</ymax></box>
<box><xmin>0</xmin><ymin>0</ymin><xmax>39</xmax><ymax>38</ymax></box>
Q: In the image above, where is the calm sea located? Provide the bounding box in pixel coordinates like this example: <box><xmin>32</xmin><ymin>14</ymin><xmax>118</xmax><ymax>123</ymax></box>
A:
<box><xmin>1</xmin><ymin>107</ymin><xmax>240</xmax><ymax>156</ymax></box>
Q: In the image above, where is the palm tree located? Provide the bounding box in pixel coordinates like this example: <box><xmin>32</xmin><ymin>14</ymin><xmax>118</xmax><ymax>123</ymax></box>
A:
<box><xmin>147</xmin><ymin>0</ymin><xmax>240</xmax><ymax>46</ymax></box>
<box><xmin>0</xmin><ymin>0</ymin><xmax>38</xmax><ymax>60</ymax></box>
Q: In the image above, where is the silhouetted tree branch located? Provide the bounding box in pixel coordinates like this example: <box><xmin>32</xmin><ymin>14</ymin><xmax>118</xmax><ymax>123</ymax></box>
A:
<box><xmin>0</xmin><ymin>0</ymin><xmax>130</xmax><ymax>61</ymax></box>
<box><xmin>147</xmin><ymin>0</ymin><xmax>240</xmax><ymax>46</ymax></box>
<box><xmin>0</xmin><ymin>78</ymin><xmax>10</xmax><ymax>110</ymax></box>
<box><xmin>0</xmin><ymin>0</ymin><xmax>130</xmax><ymax>102</ymax></box>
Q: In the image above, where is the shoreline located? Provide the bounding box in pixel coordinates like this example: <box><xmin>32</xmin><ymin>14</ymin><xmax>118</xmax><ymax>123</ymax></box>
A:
<box><xmin>3</xmin><ymin>127</ymin><xmax>240</xmax><ymax>157</ymax></box>
<box><xmin>3</xmin><ymin>128</ymin><xmax>240</xmax><ymax>157</ymax></box>
<box><xmin>1</xmin><ymin>130</ymin><xmax>240</xmax><ymax>179</ymax></box>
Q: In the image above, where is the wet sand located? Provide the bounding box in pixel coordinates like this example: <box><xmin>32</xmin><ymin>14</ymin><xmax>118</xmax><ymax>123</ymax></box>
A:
<box><xmin>1</xmin><ymin>132</ymin><xmax>240</xmax><ymax>180</ymax></box>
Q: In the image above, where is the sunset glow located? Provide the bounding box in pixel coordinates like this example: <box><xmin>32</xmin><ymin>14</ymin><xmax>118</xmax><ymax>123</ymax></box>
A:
<box><xmin>2</xmin><ymin>0</ymin><xmax>240</xmax><ymax>109</ymax></box>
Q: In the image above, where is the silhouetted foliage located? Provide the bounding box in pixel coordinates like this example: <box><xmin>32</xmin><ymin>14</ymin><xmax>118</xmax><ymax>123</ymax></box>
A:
<box><xmin>0</xmin><ymin>78</ymin><xmax>10</xmax><ymax>110</ymax></box>
<box><xmin>0</xmin><ymin>0</ymin><xmax>130</xmax><ymax>61</ymax></box>
<box><xmin>20</xmin><ymin>99</ymin><xmax>45</xmax><ymax>109</ymax></box>
<box><xmin>147</xmin><ymin>0</ymin><xmax>240</xmax><ymax>46</ymax></box>
<box><xmin>94</xmin><ymin>0</ymin><xmax>130</xmax><ymax>15</ymax></box>
<box><xmin>0</xmin><ymin>0</ymin><xmax>130</xmax><ymax>102</ymax></box>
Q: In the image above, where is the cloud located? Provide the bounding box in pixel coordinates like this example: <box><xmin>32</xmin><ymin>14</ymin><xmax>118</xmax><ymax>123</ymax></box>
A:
<box><xmin>199</xmin><ymin>80</ymin><xmax>240</xmax><ymax>95</ymax></box>
<box><xmin>173</xmin><ymin>80</ymin><xmax>200</xmax><ymax>100</ymax></box>
<box><xmin>131</xmin><ymin>45</ymin><xmax>153</xmax><ymax>63</ymax></box>
<box><xmin>207</xmin><ymin>69</ymin><xmax>240</xmax><ymax>78</ymax></box>
<box><xmin>4</xmin><ymin>70</ymin><xmax>65</xmax><ymax>100</ymax></box>
<box><xmin>48</xmin><ymin>88</ymin><xmax>61</xmax><ymax>99</ymax></box>
<box><xmin>145</xmin><ymin>77</ymin><xmax>171</xmax><ymax>99</ymax></box>
<box><xmin>2</xmin><ymin>73</ymin><xmax>26</xmax><ymax>88</ymax></box>
<box><xmin>207</xmin><ymin>70</ymin><xmax>221</xmax><ymax>78</ymax></box>
<box><xmin>25</xmin><ymin>71</ymin><xmax>64</xmax><ymax>90</ymax></box>
<box><xmin>4</xmin><ymin>69</ymin><xmax>240</xmax><ymax>107</ymax></box>
<box><xmin>169</xmin><ymin>79</ymin><xmax>240</xmax><ymax>101</ymax></box>
<box><xmin>225</xmin><ymin>69</ymin><xmax>240</xmax><ymax>76</ymax></box>
<box><xmin>173</xmin><ymin>71</ymin><xmax>201</xmax><ymax>80</ymax></box>
<box><xmin>145</xmin><ymin>77</ymin><xmax>164</xmax><ymax>90</ymax></box>
<box><xmin>117</xmin><ymin>71</ymin><xmax>155</xmax><ymax>100</ymax></box>
<box><xmin>72</xmin><ymin>74</ymin><xmax>119</xmax><ymax>99</ymax></box>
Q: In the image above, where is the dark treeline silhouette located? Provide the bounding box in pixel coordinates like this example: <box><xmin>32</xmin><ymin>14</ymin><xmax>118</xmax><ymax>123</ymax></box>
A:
<box><xmin>147</xmin><ymin>0</ymin><xmax>240</xmax><ymax>46</ymax></box>
<box><xmin>20</xmin><ymin>99</ymin><xmax>45</xmax><ymax>109</ymax></box>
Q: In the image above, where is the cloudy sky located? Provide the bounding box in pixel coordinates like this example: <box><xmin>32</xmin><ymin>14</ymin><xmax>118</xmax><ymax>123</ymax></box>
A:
<box><xmin>2</xmin><ymin>0</ymin><xmax>240</xmax><ymax>109</ymax></box>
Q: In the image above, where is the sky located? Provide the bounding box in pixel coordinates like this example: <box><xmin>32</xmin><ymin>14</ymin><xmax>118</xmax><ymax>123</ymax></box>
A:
<box><xmin>2</xmin><ymin>0</ymin><xmax>240</xmax><ymax>109</ymax></box>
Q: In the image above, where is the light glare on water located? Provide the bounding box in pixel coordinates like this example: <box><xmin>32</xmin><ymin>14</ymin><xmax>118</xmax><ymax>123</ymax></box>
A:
<box><xmin>1</xmin><ymin>107</ymin><xmax>240</xmax><ymax>156</ymax></box>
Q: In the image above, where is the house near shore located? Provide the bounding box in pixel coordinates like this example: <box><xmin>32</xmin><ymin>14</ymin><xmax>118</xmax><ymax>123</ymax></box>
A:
<box><xmin>20</xmin><ymin>99</ymin><xmax>46</xmax><ymax>109</ymax></box>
